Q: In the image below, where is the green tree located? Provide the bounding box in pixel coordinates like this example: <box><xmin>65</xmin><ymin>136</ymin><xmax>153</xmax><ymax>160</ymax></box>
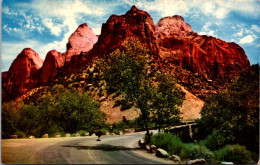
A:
<box><xmin>196</xmin><ymin>65</ymin><xmax>259</xmax><ymax>152</ymax></box>
<box><xmin>151</xmin><ymin>73</ymin><xmax>184</xmax><ymax>132</ymax></box>
<box><xmin>38</xmin><ymin>86</ymin><xmax>106</xmax><ymax>134</ymax></box>
<box><xmin>96</xmin><ymin>37</ymin><xmax>184</xmax><ymax>141</ymax></box>
<box><xmin>3</xmin><ymin>85</ymin><xmax>106</xmax><ymax>138</ymax></box>
<box><xmin>2</xmin><ymin>101</ymin><xmax>24</xmax><ymax>138</ymax></box>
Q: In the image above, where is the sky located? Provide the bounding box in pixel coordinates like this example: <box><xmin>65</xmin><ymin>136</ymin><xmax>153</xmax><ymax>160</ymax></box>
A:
<box><xmin>1</xmin><ymin>0</ymin><xmax>260</xmax><ymax>71</ymax></box>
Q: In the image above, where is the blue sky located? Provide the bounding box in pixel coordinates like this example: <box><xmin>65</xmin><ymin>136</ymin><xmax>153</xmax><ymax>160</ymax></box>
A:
<box><xmin>2</xmin><ymin>0</ymin><xmax>260</xmax><ymax>71</ymax></box>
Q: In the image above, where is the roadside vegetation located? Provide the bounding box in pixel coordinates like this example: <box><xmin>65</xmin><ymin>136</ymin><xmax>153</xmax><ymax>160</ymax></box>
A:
<box><xmin>149</xmin><ymin>65</ymin><xmax>259</xmax><ymax>164</ymax></box>
<box><xmin>2</xmin><ymin>85</ymin><xmax>106</xmax><ymax>138</ymax></box>
<box><xmin>150</xmin><ymin>133</ymin><xmax>255</xmax><ymax>164</ymax></box>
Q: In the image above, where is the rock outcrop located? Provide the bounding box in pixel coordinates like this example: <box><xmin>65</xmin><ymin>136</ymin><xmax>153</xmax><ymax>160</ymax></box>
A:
<box><xmin>89</xmin><ymin>5</ymin><xmax>159</xmax><ymax>58</ymax></box>
<box><xmin>2</xmin><ymin>48</ymin><xmax>43</xmax><ymax>101</ymax></box>
<box><xmin>41</xmin><ymin>50</ymin><xmax>65</xmax><ymax>84</ymax></box>
<box><xmin>155</xmin><ymin>15</ymin><xmax>250</xmax><ymax>81</ymax></box>
<box><xmin>64</xmin><ymin>23</ymin><xmax>98</xmax><ymax>63</ymax></box>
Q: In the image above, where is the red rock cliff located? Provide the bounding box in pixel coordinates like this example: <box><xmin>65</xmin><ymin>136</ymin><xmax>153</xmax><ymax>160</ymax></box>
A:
<box><xmin>155</xmin><ymin>15</ymin><xmax>250</xmax><ymax>80</ymax></box>
<box><xmin>89</xmin><ymin>5</ymin><xmax>159</xmax><ymax>58</ymax></box>
<box><xmin>41</xmin><ymin>50</ymin><xmax>65</xmax><ymax>84</ymax></box>
<box><xmin>64</xmin><ymin>23</ymin><xmax>98</xmax><ymax>63</ymax></box>
<box><xmin>2</xmin><ymin>48</ymin><xmax>43</xmax><ymax>101</ymax></box>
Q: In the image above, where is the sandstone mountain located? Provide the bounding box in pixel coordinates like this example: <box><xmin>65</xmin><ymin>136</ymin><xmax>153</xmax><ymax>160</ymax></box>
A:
<box><xmin>2</xmin><ymin>48</ymin><xmax>43</xmax><ymax>100</ymax></box>
<box><xmin>155</xmin><ymin>15</ymin><xmax>250</xmax><ymax>81</ymax></box>
<box><xmin>2</xmin><ymin>6</ymin><xmax>251</xmax><ymax>121</ymax></box>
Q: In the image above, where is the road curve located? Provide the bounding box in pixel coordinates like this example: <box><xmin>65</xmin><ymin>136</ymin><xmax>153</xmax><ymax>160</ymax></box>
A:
<box><xmin>2</xmin><ymin>132</ymin><xmax>173</xmax><ymax>164</ymax></box>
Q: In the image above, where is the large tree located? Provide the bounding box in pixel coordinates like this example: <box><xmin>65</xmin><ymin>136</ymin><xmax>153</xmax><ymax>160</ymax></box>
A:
<box><xmin>196</xmin><ymin>65</ymin><xmax>259</xmax><ymax>152</ymax></box>
<box><xmin>96</xmin><ymin>37</ymin><xmax>184</xmax><ymax>141</ymax></box>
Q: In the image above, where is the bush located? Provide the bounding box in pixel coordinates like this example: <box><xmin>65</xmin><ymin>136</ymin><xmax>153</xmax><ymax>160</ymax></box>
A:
<box><xmin>77</xmin><ymin>130</ymin><xmax>88</xmax><ymax>136</ymax></box>
<box><xmin>100</xmin><ymin>128</ymin><xmax>108</xmax><ymax>135</ymax></box>
<box><xmin>213</xmin><ymin>145</ymin><xmax>253</xmax><ymax>164</ymax></box>
<box><xmin>203</xmin><ymin>130</ymin><xmax>226</xmax><ymax>151</ymax></box>
<box><xmin>14</xmin><ymin>131</ymin><xmax>26</xmax><ymax>138</ymax></box>
<box><xmin>180</xmin><ymin>143</ymin><xmax>213</xmax><ymax>163</ymax></box>
<box><xmin>151</xmin><ymin>133</ymin><xmax>184</xmax><ymax>155</ymax></box>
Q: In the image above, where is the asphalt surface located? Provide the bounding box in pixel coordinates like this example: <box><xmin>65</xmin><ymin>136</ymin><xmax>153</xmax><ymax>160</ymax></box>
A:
<box><xmin>2</xmin><ymin>131</ymin><xmax>173</xmax><ymax>164</ymax></box>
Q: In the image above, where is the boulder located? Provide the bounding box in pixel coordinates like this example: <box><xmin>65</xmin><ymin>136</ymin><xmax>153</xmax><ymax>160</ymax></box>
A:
<box><xmin>169</xmin><ymin>155</ymin><xmax>181</xmax><ymax>163</ymax></box>
<box><xmin>145</xmin><ymin>144</ymin><xmax>151</xmax><ymax>151</ymax></box>
<box><xmin>29</xmin><ymin>136</ymin><xmax>35</xmax><ymax>139</ymax></box>
<box><xmin>84</xmin><ymin>132</ymin><xmax>90</xmax><ymax>136</ymax></box>
<box><xmin>55</xmin><ymin>135</ymin><xmax>61</xmax><ymax>138</ymax></box>
<box><xmin>221</xmin><ymin>162</ymin><xmax>234</xmax><ymax>164</ymax></box>
<box><xmin>138</xmin><ymin>139</ymin><xmax>146</xmax><ymax>148</ymax></box>
<box><xmin>65</xmin><ymin>134</ymin><xmax>71</xmax><ymax>137</ymax></box>
<box><xmin>10</xmin><ymin>135</ymin><xmax>18</xmax><ymax>139</ymax></box>
<box><xmin>150</xmin><ymin>145</ymin><xmax>157</xmax><ymax>153</ymax></box>
<box><xmin>91</xmin><ymin>133</ymin><xmax>96</xmax><ymax>137</ymax></box>
<box><xmin>75</xmin><ymin>133</ymin><xmax>80</xmax><ymax>137</ymax></box>
<box><xmin>156</xmin><ymin>148</ymin><xmax>169</xmax><ymax>158</ymax></box>
<box><xmin>42</xmin><ymin>134</ymin><xmax>48</xmax><ymax>138</ymax></box>
<box><xmin>187</xmin><ymin>158</ymin><xmax>206</xmax><ymax>164</ymax></box>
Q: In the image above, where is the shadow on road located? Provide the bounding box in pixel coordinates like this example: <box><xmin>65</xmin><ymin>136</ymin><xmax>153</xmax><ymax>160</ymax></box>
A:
<box><xmin>61</xmin><ymin>144</ymin><xmax>140</xmax><ymax>151</ymax></box>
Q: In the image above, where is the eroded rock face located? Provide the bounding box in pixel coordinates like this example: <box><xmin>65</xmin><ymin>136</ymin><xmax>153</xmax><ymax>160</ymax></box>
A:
<box><xmin>2</xmin><ymin>48</ymin><xmax>43</xmax><ymax>101</ymax></box>
<box><xmin>64</xmin><ymin>23</ymin><xmax>98</xmax><ymax>63</ymax></box>
<box><xmin>2</xmin><ymin>6</ymin><xmax>251</xmax><ymax>102</ymax></box>
<box><xmin>89</xmin><ymin>5</ymin><xmax>159</xmax><ymax>58</ymax></box>
<box><xmin>41</xmin><ymin>50</ymin><xmax>65</xmax><ymax>84</ymax></box>
<box><xmin>8</xmin><ymin>48</ymin><xmax>43</xmax><ymax>83</ymax></box>
<box><xmin>155</xmin><ymin>16</ymin><xmax>250</xmax><ymax>81</ymax></box>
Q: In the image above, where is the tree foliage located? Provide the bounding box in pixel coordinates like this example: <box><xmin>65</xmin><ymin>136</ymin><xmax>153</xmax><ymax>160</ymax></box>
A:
<box><xmin>2</xmin><ymin>85</ymin><xmax>106</xmax><ymax>138</ymax></box>
<box><xmin>196</xmin><ymin>65</ymin><xmax>259</xmax><ymax>152</ymax></box>
<box><xmin>96</xmin><ymin>37</ymin><xmax>184</xmax><ymax>140</ymax></box>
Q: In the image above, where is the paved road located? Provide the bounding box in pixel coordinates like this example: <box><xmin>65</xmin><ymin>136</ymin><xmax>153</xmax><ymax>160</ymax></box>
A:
<box><xmin>2</xmin><ymin>131</ymin><xmax>173</xmax><ymax>164</ymax></box>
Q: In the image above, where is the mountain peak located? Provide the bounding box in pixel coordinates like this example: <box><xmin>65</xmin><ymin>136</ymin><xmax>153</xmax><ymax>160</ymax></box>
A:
<box><xmin>64</xmin><ymin>23</ymin><xmax>98</xmax><ymax>62</ymax></box>
<box><xmin>156</xmin><ymin>16</ymin><xmax>193</xmax><ymax>34</ymax></box>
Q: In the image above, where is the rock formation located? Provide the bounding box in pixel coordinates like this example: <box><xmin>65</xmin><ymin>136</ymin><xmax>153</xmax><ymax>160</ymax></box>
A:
<box><xmin>2</xmin><ymin>6</ymin><xmax>251</xmax><ymax>101</ymax></box>
<box><xmin>2</xmin><ymin>48</ymin><xmax>43</xmax><ymax>101</ymax></box>
<box><xmin>155</xmin><ymin>15</ymin><xmax>250</xmax><ymax>81</ymax></box>
<box><xmin>89</xmin><ymin>5</ymin><xmax>159</xmax><ymax>58</ymax></box>
<box><xmin>64</xmin><ymin>23</ymin><xmax>98</xmax><ymax>63</ymax></box>
<box><xmin>41</xmin><ymin>50</ymin><xmax>65</xmax><ymax>84</ymax></box>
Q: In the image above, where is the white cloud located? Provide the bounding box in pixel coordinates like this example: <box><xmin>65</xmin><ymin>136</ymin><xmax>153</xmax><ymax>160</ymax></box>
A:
<box><xmin>198</xmin><ymin>22</ymin><xmax>217</xmax><ymax>37</ymax></box>
<box><xmin>239</xmin><ymin>35</ymin><xmax>255</xmax><ymax>44</ymax></box>
<box><xmin>3</xmin><ymin>24</ymin><xmax>19</xmax><ymax>34</ymax></box>
<box><xmin>2</xmin><ymin>7</ymin><xmax>18</xmax><ymax>16</ymax></box>
<box><xmin>215</xmin><ymin>8</ymin><xmax>229</xmax><ymax>19</ymax></box>
<box><xmin>251</xmin><ymin>25</ymin><xmax>260</xmax><ymax>33</ymax></box>
<box><xmin>236</xmin><ymin>30</ymin><xmax>243</xmax><ymax>37</ymax></box>
<box><xmin>123</xmin><ymin>0</ymin><xmax>260</xmax><ymax>19</ymax></box>
<box><xmin>42</xmin><ymin>18</ymin><xmax>62</xmax><ymax>36</ymax></box>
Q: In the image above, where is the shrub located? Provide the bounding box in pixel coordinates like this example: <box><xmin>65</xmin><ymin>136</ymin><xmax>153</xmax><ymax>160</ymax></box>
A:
<box><xmin>14</xmin><ymin>131</ymin><xmax>26</xmax><ymax>138</ymax></box>
<box><xmin>213</xmin><ymin>144</ymin><xmax>253</xmax><ymax>164</ymax></box>
<box><xmin>203</xmin><ymin>130</ymin><xmax>226</xmax><ymax>151</ymax></box>
<box><xmin>100</xmin><ymin>128</ymin><xmax>108</xmax><ymax>135</ymax></box>
<box><xmin>77</xmin><ymin>130</ymin><xmax>88</xmax><ymax>136</ymax></box>
<box><xmin>151</xmin><ymin>133</ymin><xmax>184</xmax><ymax>155</ymax></box>
<box><xmin>180</xmin><ymin>143</ymin><xmax>213</xmax><ymax>163</ymax></box>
